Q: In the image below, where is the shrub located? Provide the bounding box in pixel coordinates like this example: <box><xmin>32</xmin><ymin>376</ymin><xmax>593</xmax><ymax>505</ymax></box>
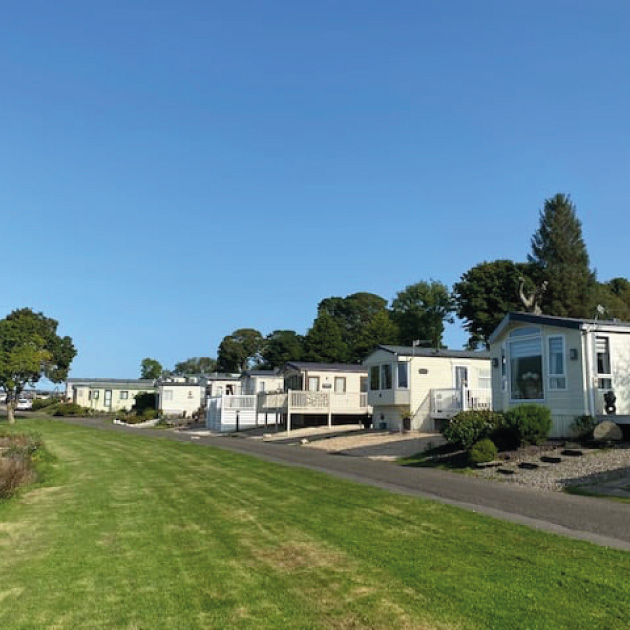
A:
<box><xmin>469</xmin><ymin>438</ymin><xmax>498</xmax><ymax>465</ymax></box>
<box><xmin>141</xmin><ymin>408</ymin><xmax>158</xmax><ymax>420</ymax></box>
<box><xmin>53</xmin><ymin>402</ymin><xmax>90</xmax><ymax>417</ymax></box>
<box><xmin>572</xmin><ymin>415</ymin><xmax>597</xmax><ymax>440</ymax></box>
<box><xmin>31</xmin><ymin>398</ymin><xmax>58</xmax><ymax>411</ymax></box>
<box><xmin>0</xmin><ymin>457</ymin><xmax>34</xmax><ymax>498</ymax></box>
<box><xmin>132</xmin><ymin>392</ymin><xmax>156</xmax><ymax>415</ymax></box>
<box><xmin>503</xmin><ymin>404</ymin><xmax>552</xmax><ymax>446</ymax></box>
<box><xmin>443</xmin><ymin>409</ymin><xmax>504</xmax><ymax>450</ymax></box>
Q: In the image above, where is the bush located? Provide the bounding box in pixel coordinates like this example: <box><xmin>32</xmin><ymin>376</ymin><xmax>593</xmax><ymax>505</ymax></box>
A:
<box><xmin>469</xmin><ymin>438</ymin><xmax>498</xmax><ymax>465</ymax></box>
<box><xmin>53</xmin><ymin>403</ymin><xmax>90</xmax><ymax>417</ymax></box>
<box><xmin>0</xmin><ymin>457</ymin><xmax>34</xmax><ymax>498</ymax></box>
<box><xmin>572</xmin><ymin>415</ymin><xmax>597</xmax><ymax>440</ymax></box>
<box><xmin>503</xmin><ymin>404</ymin><xmax>552</xmax><ymax>446</ymax></box>
<box><xmin>31</xmin><ymin>398</ymin><xmax>58</xmax><ymax>411</ymax></box>
<box><xmin>443</xmin><ymin>410</ymin><xmax>504</xmax><ymax>450</ymax></box>
<box><xmin>132</xmin><ymin>392</ymin><xmax>157</xmax><ymax>415</ymax></box>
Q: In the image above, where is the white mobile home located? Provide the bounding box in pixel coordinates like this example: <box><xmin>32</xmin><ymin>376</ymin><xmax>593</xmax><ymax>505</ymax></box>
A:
<box><xmin>489</xmin><ymin>312</ymin><xmax>630</xmax><ymax>437</ymax></box>
<box><xmin>156</xmin><ymin>376</ymin><xmax>206</xmax><ymax>418</ymax></box>
<box><xmin>65</xmin><ymin>378</ymin><xmax>156</xmax><ymax>413</ymax></box>
<box><xmin>363</xmin><ymin>345</ymin><xmax>491</xmax><ymax>432</ymax></box>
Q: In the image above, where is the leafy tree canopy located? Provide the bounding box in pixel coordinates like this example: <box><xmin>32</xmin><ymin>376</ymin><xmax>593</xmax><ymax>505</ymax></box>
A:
<box><xmin>216</xmin><ymin>328</ymin><xmax>263</xmax><ymax>373</ymax></box>
<box><xmin>140</xmin><ymin>357</ymin><xmax>163</xmax><ymax>380</ymax></box>
<box><xmin>593</xmin><ymin>278</ymin><xmax>630</xmax><ymax>321</ymax></box>
<box><xmin>352</xmin><ymin>310</ymin><xmax>400</xmax><ymax>360</ymax></box>
<box><xmin>303</xmin><ymin>312</ymin><xmax>348</xmax><ymax>363</ymax></box>
<box><xmin>528</xmin><ymin>193</ymin><xmax>596</xmax><ymax>317</ymax></box>
<box><xmin>317</xmin><ymin>292</ymin><xmax>390</xmax><ymax>362</ymax></box>
<box><xmin>173</xmin><ymin>357</ymin><xmax>217</xmax><ymax>375</ymax></box>
<box><xmin>0</xmin><ymin>308</ymin><xmax>76</xmax><ymax>424</ymax></box>
<box><xmin>453</xmin><ymin>260</ymin><xmax>534</xmax><ymax>349</ymax></box>
<box><xmin>260</xmin><ymin>330</ymin><xmax>304</xmax><ymax>369</ymax></box>
<box><xmin>391</xmin><ymin>280</ymin><xmax>454</xmax><ymax>349</ymax></box>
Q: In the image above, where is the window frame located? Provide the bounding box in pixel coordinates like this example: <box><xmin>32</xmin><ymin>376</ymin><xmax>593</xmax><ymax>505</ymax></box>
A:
<box><xmin>508</xmin><ymin>332</ymin><xmax>544</xmax><ymax>402</ymax></box>
<box><xmin>396</xmin><ymin>362</ymin><xmax>409</xmax><ymax>389</ymax></box>
<box><xmin>380</xmin><ymin>364</ymin><xmax>393</xmax><ymax>390</ymax></box>
<box><xmin>547</xmin><ymin>335</ymin><xmax>567</xmax><ymax>390</ymax></box>
<box><xmin>596</xmin><ymin>335</ymin><xmax>612</xmax><ymax>390</ymax></box>
<box><xmin>334</xmin><ymin>377</ymin><xmax>346</xmax><ymax>393</ymax></box>
<box><xmin>369</xmin><ymin>365</ymin><xmax>380</xmax><ymax>391</ymax></box>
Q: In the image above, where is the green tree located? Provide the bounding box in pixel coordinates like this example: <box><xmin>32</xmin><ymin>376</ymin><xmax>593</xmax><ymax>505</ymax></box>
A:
<box><xmin>528</xmin><ymin>193</ymin><xmax>596</xmax><ymax>317</ymax></box>
<box><xmin>0</xmin><ymin>308</ymin><xmax>76</xmax><ymax>424</ymax></box>
<box><xmin>260</xmin><ymin>330</ymin><xmax>304</xmax><ymax>369</ymax></box>
<box><xmin>593</xmin><ymin>278</ymin><xmax>630</xmax><ymax>321</ymax></box>
<box><xmin>303</xmin><ymin>312</ymin><xmax>348</xmax><ymax>363</ymax></box>
<box><xmin>391</xmin><ymin>280</ymin><xmax>454</xmax><ymax>349</ymax></box>
<box><xmin>353</xmin><ymin>310</ymin><xmax>400</xmax><ymax>359</ymax></box>
<box><xmin>317</xmin><ymin>292</ymin><xmax>391</xmax><ymax>362</ymax></box>
<box><xmin>453</xmin><ymin>260</ymin><xmax>534</xmax><ymax>348</ymax></box>
<box><xmin>140</xmin><ymin>358</ymin><xmax>163</xmax><ymax>380</ymax></box>
<box><xmin>173</xmin><ymin>357</ymin><xmax>217</xmax><ymax>375</ymax></box>
<box><xmin>216</xmin><ymin>328</ymin><xmax>264</xmax><ymax>373</ymax></box>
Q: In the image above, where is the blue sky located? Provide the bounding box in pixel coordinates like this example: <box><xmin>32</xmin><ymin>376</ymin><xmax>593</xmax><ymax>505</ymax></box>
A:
<box><xmin>2</xmin><ymin>1</ymin><xmax>629</xmax><ymax>378</ymax></box>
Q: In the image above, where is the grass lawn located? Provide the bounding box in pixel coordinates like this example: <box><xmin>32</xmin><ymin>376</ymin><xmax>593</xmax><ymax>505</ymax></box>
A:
<box><xmin>1</xmin><ymin>417</ymin><xmax>629</xmax><ymax>630</ymax></box>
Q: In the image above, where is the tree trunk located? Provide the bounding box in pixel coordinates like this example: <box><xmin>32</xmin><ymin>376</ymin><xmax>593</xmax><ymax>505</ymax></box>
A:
<box><xmin>6</xmin><ymin>403</ymin><xmax>15</xmax><ymax>424</ymax></box>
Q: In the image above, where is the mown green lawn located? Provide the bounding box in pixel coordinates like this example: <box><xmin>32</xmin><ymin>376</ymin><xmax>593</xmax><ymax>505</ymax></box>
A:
<box><xmin>1</xmin><ymin>417</ymin><xmax>629</xmax><ymax>630</ymax></box>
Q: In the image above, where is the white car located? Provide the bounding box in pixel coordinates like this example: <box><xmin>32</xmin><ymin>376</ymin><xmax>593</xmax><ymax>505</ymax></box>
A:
<box><xmin>16</xmin><ymin>399</ymin><xmax>33</xmax><ymax>411</ymax></box>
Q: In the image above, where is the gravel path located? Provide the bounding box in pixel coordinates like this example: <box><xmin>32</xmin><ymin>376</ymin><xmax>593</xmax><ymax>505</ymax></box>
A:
<box><xmin>472</xmin><ymin>445</ymin><xmax>630</xmax><ymax>492</ymax></box>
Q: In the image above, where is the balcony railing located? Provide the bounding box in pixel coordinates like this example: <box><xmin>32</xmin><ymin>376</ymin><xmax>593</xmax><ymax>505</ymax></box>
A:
<box><xmin>258</xmin><ymin>390</ymin><xmax>368</xmax><ymax>414</ymax></box>
<box><xmin>431</xmin><ymin>387</ymin><xmax>492</xmax><ymax>419</ymax></box>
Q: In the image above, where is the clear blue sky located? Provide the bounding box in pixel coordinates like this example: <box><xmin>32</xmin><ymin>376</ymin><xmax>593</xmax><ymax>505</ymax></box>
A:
<box><xmin>3</xmin><ymin>1</ymin><xmax>629</xmax><ymax>378</ymax></box>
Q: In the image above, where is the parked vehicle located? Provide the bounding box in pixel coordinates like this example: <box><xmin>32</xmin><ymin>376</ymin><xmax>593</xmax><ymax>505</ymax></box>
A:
<box><xmin>16</xmin><ymin>398</ymin><xmax>33</xmax><ymax>411</ymax></box>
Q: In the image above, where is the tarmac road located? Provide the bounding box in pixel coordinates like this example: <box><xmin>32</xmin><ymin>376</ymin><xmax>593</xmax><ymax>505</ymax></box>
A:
<box><xmin>60</xmin><ymin>417</ymin><xmax>630</xmax><ymax>551</ymax></box>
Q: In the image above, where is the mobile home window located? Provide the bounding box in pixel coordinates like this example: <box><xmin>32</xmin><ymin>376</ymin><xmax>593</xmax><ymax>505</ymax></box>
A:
<box><xmin>397</xmin><ymin>363</ymin><xmax>409</xmax><ymax>389</ymax></box>
<box><xmin>370</xmin><ymin>366</ymin><xmax>380</xmax><ymax>390</ymax></box>
<box><xmin>120</xmin><ymin>391</ymin><xmax>129</xmax><ymax>400</ymax></box>
<box><xmin>164</xmin><ymin>390</ymin><xmax>173</xmax><ymax>401</ymax></box>
<box><xmin>334</xmin><ymin>377</ymin><xmax>346</xmax><ymax>393</ymax></box>
<box><xmin>509</xmin><ymin>336</ymin><xmax>543</xmax><ymax>400</ymax></box>
<box><xmin>548</xmin><ymin>336</ymin><xmax>566</xmax><ymax>389</ymax></box>
<box><xmin>478</xmin><ymin>369</ymin><xmax>491</xmax><ymax>390</ymax></box>
<box><xmin>380</xmin><ymin>364</ymin><xmax>392</xmax><ymax>390</ymax></box>
<box><xmin>360</xmin><ymin>376</ymin><xmax>368</xmax><ymax>392</ymax></box>
<box><xmin>307</xmin><ymin>377</ymin><xmax>320</xmax><ymax>392</ymax></box>
<box><xmin>596</xmin><ymin>336</ymin><xmax>612</xmax><ymax>389</ymax></box>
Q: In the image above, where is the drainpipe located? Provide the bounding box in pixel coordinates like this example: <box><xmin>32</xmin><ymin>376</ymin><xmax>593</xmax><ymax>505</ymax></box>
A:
<box><xmin>582</xmin><ymin>326</ymin><xmax>596</xmax><ymax>417</ymax></box>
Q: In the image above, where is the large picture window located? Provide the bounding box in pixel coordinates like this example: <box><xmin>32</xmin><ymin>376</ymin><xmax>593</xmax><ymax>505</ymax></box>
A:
<box><xmin>548</xmin><ymin>336</ymin><xmax>566</xmax><ymax>390</ymax></box>
<box><xmin>509</xmin><ymin>336</ymin><xmax>543</xmax><ymax>400</ymax></box>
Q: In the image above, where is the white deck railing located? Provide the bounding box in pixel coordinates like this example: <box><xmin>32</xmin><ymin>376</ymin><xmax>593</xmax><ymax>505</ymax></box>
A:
<box><xmin>431</xmin><ymin>387</ymin><xmax>492</xmax><ymax>420</ymax></box>
<box><xmin>258</xmin><ymin>390</ymin><xmax>368</xmax><ymax>414</ymax></box>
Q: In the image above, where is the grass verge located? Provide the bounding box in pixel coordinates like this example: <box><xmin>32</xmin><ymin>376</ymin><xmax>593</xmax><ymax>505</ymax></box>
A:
<box><xmin>0</xmin><ymin>416</ymin><xmax>629</xmax><ymax>629</ymax></box>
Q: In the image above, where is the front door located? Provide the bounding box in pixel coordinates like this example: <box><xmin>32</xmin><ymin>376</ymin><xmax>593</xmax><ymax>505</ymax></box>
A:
<box><xmin>104</xmin><ymin>390</ymin><xmax>112</xmax><ymax>408</ymax></box>
<box><xmin>455</xmin><ymin>366</ymin><xmax>469</xmax><ymax>389</ymax></box>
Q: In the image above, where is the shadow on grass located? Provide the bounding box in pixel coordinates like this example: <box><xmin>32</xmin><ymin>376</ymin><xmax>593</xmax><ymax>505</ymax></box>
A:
<box><xmin>398</xmin><ymin>442</ymin><xmax>471</xmax><ymax>470</ymax></box>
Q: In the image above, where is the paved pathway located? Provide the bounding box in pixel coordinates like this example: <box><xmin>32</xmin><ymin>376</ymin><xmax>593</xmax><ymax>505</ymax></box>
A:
<box><xmin>61</xmin><ymin>418</ymin><xmax>630</xmax><ymax>551</ymax></box>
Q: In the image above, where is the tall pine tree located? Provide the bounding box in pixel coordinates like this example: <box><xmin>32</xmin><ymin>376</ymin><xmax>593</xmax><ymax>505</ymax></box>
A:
<box><xmin>528</xmin><ymin>193</ymin><xmax>596</xmax><ymax>318</ymax></box>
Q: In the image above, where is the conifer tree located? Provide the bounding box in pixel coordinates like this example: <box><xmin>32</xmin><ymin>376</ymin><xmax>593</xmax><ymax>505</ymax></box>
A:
<box><xmin>528</xmin><ymin>193</ymin><xmax>596</xmax><ymax>317</ymax></box>
<box><xmin>303</xmin><ymin>312</ymin><xmax>348</xmax><ymax>363</ymax></box>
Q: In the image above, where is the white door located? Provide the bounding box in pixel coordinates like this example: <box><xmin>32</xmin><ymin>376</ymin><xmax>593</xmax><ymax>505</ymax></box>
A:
<box><xmin>455</xmin><ymin>366</ymin><xmax>469</xmax><ymax>389</ymax></box>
